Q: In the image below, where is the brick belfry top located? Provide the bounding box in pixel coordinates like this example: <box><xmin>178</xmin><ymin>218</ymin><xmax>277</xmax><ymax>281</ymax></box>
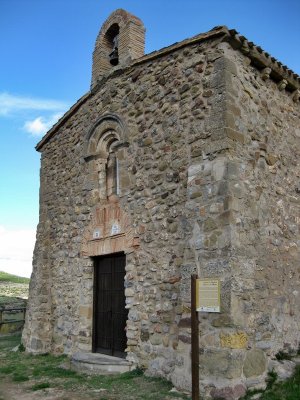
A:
<box><xmin>24</xmin><ymin>8</ymin><xmax>300</xmax><ymax>400</ymax></box>
<box><xmin>91</xmin><ymin>9</ymin><xmax>145</xmax><ymax>87</ymax></box>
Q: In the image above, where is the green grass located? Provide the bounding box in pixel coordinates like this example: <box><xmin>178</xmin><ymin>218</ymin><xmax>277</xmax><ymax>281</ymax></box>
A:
<box><xmin>0</xmin><ymin>365</ymin><xmax>15</xmax><ymax>374</ymax></box>
<box><xmin>242</xmin><ymin>367</ymin><xmax>300</xmax><ymax>400</ymax></box>
<box><xmin>0</xmin><ymin>336</ymin><xmax>190</xmax><ymax>399</ymax></box>
<box><xmin>31</xmin><ymin>382</ymin><xmax>51</xmax><ymax>391</ymax></box>
<box><xmin>275</xmin><ymin>350</ymin><xmax>292</xmax><ymax>361</ymax></box>
<box><xmin>0</xmin><ymin>271</ymin><xmax>30</xmax><ymax>284</ymax></box>
<box><xmin>0</xmin><ymin>295</ymin><xmax>27</xmax><ymax>306</ymax></box>
<box><xmin>0</xmin><ymin>333</ymin><xmax>22</xmax><ymax>350</ymax></box>
<box><xmin>12</xmin><ymin>373</ymin><xmax>30</xmax><ymax>382</ymax></box>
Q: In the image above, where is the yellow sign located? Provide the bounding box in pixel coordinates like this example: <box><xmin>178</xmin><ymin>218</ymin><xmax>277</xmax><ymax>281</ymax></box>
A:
<box><xmin>196</xmin><ymin>278</ymin><xmax>220</xmax><ymax>312</ymax></box>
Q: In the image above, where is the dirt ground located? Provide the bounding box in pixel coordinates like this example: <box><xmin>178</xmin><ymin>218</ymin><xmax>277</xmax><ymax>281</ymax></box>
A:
<box><xmin>0</xmin><ymin>377</ymin><xmax>118</xmax><ymax>400</ymax></box>
<box><xmin>0</xmin><ymin>372</ymin><xmax>188</xmax><ymax>400</ymax></box>
<box><xmin>0</xmin><ymin>378</ymin><xmax>184</xmax><ymax>400</ymax></box>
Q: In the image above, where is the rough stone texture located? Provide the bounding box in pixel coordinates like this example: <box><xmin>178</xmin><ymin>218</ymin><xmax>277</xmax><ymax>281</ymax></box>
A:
<box><xmin>243</xmin><ymin>349</ymin><xmax>266</xmax><ymax>378</ymax></box>
<box><xmin>210</xmin><ymin>384</ymin><xmax>246</xmax><ymax>400</ymax></box>
<box><xmin>22</xmin><ymin>10</ymin><xmax>300</xmax><ymax>400</ymax></box>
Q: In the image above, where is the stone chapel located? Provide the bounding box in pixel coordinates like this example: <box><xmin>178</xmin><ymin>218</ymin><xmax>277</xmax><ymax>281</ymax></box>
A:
<box><xmin>22</xmin><ymin>9</ymin><xmax>300</xmax><ymax>399</ymax></box>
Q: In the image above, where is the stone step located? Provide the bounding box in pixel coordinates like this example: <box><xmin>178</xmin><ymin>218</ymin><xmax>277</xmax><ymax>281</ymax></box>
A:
<box><xmin>71</xmin><ymin>352</ymin><xmax>135</xmax><ymax>375</ymax></box>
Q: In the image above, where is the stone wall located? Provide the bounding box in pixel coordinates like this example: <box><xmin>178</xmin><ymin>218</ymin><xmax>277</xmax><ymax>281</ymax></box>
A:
<box><xmin>221</xmin><ymin>43</ymin><xmax>300</xmax><ymax>393</ymax></box>
<box><xmin>23</xmin><ymin>17</ymin><xmax>300</xmax><ymax>400</ymax></box>
<box><xmin>170</xmin><ymin>42</ymin><xmax>300</xmax><ymax>398</ymax></box>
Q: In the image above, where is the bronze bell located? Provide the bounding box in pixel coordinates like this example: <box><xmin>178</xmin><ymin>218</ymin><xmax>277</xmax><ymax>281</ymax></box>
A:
<box><xmin>109</xmin><ymin>34</ymin><xmax>119</xmax><ymax>66</ymax></box>
<box><xmin>109</xmin><ymin>48</ymin><xmax>119</xmax><ymax>66</ymax></box>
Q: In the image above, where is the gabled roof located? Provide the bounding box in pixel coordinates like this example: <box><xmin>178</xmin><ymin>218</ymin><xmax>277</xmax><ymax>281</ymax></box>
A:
<box><xmin>36</xmin><ymin>25</ymin><xmax>300</xmax><ymax>152</ymax></box>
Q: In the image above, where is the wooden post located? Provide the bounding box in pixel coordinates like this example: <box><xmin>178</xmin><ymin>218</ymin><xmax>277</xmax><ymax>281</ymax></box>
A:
<box><xmin>191</xmin><ymin>274</ymin><xmax>200</xmax><ymax>399</ymax></box>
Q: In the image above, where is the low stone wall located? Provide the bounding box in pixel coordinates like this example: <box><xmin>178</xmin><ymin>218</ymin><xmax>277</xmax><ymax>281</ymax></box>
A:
<box><xmin>0</xmin><ymin>303</ymin><xmax>26</xmax><ymax>335</ymax></box>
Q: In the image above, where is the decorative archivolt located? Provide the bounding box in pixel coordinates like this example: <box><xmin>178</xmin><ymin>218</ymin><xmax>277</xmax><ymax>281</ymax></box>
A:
<box><xmin>85</xmin><ymin>113</ymin><xmax>127</xmax><ymax>160</ymax></box>
<box><xmin>85</xmin><ymin>113</ymin><xmax>128</xmax><ymax>200</ymax></box>
<box><xmin>96</xmin><ymin>130</ymin><xmax>119</xmax><ymax>156</ymax></box>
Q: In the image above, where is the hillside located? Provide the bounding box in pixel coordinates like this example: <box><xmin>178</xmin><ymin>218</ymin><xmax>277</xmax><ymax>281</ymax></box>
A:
<box><xmin>0</xmin><ymin>271</ymin><xmax>30</xmax><ymax>303</ymax></box>
<box><xmin>0</xmin><ymin>271</ymin><xmax>30</xmax><ymax>284</ymax></box>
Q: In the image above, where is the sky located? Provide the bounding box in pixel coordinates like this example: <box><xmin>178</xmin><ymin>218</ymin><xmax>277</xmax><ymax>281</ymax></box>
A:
<box><xmin>0</xmin><ymin>0</ymin><xmax>299</xmax><ymax>278</ymax></box>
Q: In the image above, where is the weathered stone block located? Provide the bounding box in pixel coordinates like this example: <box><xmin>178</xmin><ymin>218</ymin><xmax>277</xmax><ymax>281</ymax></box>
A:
<box><xmin>210</xmin><ymin>384</ymin><xmax>246</xmax><ymax>400</ymax></box>
<box><xmin>199</xmin><ymin>349</ymin><xmax>244</xmax><ymax>379</ymax></box>
<box><xmin>212</xmin><ymin>314</ymin><xmax>234</xmax><ymax>328</ymax></box>
<box><xmin>243</xmin><ymin>349</ymin><xmax>267</xmax><ymax>378</ymax></box>
<box><xmin>79</xmin><ymin>306</ymin><xmax>92</xmax><ymax>319</ymax></box>
<box><xmin>150</xmin><ymin>333</ymin><xmax>162</xmax><ymax>345</ymax></box>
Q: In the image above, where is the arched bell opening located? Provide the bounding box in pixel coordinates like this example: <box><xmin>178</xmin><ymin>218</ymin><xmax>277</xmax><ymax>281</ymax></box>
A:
<box><xmin>105</xmin><ymin>24</ymin><xmax>120</xmax><ymax>66</ymax></box>
<box><xmin>91</xmin><ymin>9</ymin><xmax>145</xmax><ymax>87</ymax></box>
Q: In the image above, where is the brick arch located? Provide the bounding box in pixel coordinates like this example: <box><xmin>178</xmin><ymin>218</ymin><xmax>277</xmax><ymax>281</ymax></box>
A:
<box><xmin>91</xmin><ymin>9</ymin><xmax>145</xmax><ymax>87</ymax></box>
<box><xmin>81</xmin><ymin>202</ymin><xmax>139</xmax><ymax>257</ymax></box>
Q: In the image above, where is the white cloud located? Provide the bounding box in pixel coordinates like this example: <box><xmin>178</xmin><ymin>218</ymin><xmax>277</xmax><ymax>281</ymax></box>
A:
<box><xmin>0</xmin><ymin>92</ymin><xmax>68</xmax><ymax>116</ymax></box>
<box><xmin>24</xmin><ymin>112</ymin><xmax>63</xmax><ymax>137</ymax></box>
<box><xmin>0</xmin><ymin>226</ymin><xmax>35</xmax><ymax>278</ymax></box>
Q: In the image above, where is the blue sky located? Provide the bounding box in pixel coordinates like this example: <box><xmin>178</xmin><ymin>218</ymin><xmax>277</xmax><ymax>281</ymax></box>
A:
<box><xmin>0</xmin><ymin>0</ymin><xmax>299</xmax><ymax>277</ymax></box>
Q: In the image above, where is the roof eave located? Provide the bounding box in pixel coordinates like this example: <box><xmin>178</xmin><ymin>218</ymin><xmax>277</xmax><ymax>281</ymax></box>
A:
<box><xmin>36</xmin><ymin>25</ymin><xmax>300</xmax><ymax>152</ymax></box>
<box><xmin>35</xmin><ymin>92</ymin><xmax>91</xmax><ymax>152</ymax></box>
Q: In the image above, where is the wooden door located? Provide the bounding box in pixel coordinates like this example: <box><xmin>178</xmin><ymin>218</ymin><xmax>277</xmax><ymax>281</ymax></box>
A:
<box><xmin>93</xmin><ymin>253</ymin><xmax>127</xmax><ymax>358</ymax></box>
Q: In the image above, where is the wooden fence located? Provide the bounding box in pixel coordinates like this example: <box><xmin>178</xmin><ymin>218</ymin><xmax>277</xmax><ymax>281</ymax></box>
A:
<box><xmin>0</xmin><ymin>307</ymin><xmax>26</xmax><ymax>334</ymax></box>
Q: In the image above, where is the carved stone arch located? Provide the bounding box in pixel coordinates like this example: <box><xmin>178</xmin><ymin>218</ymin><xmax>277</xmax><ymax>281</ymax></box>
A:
<box><xmin>85</xmin><ymin>113</ymin><xmax>128</xmax><ymax>201</ymax></box>
<box><xmin>97</xmin><ymin>130</ymin><xmax>119</xmax><ymax>157</ymax></box>
<box><xmin>85</xmin><ymin>113</ymin><xmax>127</xmax><ymax>160</ymax></box>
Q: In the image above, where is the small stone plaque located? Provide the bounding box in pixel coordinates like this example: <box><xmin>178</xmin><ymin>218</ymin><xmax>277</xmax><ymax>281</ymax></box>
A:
<box><xmin>111</xmin><ymin>223</ymin><xmax>120</xmax><ymax>235</ymax></box>
<box><xmin>196</xmin><ymin>278</ymin><xmax>220</xmax><ymax>312</ymax></box>
<box><xmin>93</xmin><ymin>229</ymin><xmax>101</xmax><ymax>239</ymax></box>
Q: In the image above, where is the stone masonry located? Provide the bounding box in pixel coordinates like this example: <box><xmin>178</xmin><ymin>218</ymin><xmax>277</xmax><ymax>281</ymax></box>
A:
<box><xmin>22</xmin><ymin>9</ymin><xmax>300</xmax><ymax>399</ymax></box>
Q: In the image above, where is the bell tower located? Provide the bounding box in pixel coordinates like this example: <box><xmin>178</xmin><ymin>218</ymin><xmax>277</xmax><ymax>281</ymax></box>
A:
<box><xmin>91</xmin><ymin>9</ymin><xmax>145</xmax><ymax>88</ymax></box>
